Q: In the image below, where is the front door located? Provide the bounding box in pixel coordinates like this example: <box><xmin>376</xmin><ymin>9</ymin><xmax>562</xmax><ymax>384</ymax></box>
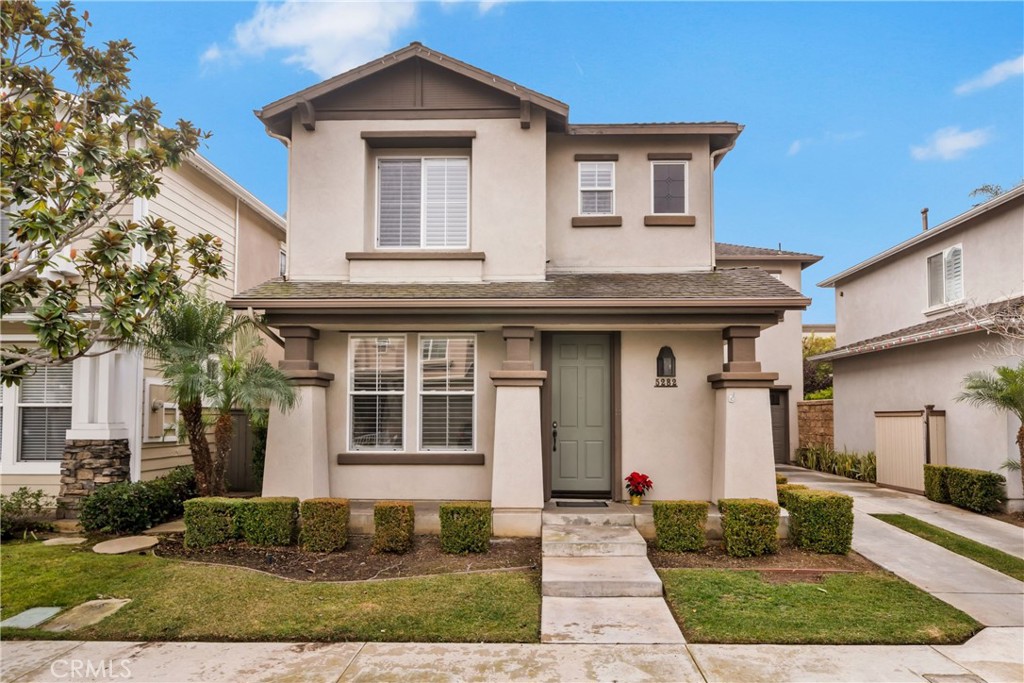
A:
<box><xmin>770</xmin><ymin>389</ymin><xmax>789</xmax><ymax>464</ymax></box>
<box><xmin>551</xmin><ymin>334</ymin><xmax>612</xmax><ymax>495</ymax></box>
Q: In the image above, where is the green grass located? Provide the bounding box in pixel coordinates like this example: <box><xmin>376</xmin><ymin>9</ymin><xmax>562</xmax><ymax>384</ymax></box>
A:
<box><xmin>873</xmin><ymin>513</ymin><xmax>1024</xmax><ymax>582</ymax></box>
<box><xmin>0</xmin><ymin>542</ymin><xmax>540</xmax><ymax>642</ymax></box>
<box><xmin>659</xmin><ymin>569</ymin><xmax>980</xmax><ymax>644</ymax></box>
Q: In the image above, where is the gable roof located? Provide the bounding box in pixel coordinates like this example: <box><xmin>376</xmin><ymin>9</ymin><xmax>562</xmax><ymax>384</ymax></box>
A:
<box><xmin>715</xmin><ymin>242</ymin><xmax>822</xmax><ymax>268</ymax></box>
<box><xmin>818</xmin><ymin>183</ymin><xmax>1024</xmax><ymax>288</ymax></box>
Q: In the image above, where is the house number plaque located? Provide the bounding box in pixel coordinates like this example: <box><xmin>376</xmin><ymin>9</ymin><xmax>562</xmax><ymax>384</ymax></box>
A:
<box><xmin>654</xmin><ymin>377</ymin><xmax>677</xmax><ymax>388</ymax></box>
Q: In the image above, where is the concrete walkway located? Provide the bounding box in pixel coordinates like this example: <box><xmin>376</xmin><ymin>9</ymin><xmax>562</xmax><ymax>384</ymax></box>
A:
<box><xmin>779</xmin><ymin>465</ymin><xmax>1024</xmax><ymax>627</ymax></box>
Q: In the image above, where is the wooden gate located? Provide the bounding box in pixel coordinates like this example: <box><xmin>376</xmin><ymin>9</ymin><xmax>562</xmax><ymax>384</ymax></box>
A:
<box><xmin>874</xmin><ymin>407</ymin><xmax>946</xmax><ymax>493</ymax></box>
<box><xmin>226</xmin><ymin>410</ymin><xmax>257</xmax><ymax>492</ymax></box>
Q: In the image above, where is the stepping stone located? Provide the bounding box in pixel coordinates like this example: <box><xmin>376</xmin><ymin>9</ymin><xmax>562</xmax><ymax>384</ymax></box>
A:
<box><xmin>41</xmin><ymin>599</ymin><xmax>130</xmax><ymax>632</ymax></box>
<box><xmin>542</xmin><ymin>596</ymin><xmax>685</xmax><ymax>644</ymax></box>
<box><xmin>42</xmin><ymin>536</ymin><xmax>87</xmax><ymax>546</ymax></box>
<box><xmin>0</xmin><ymin>607</ymin><xmax>62</xmax><ymax>629</ymax></box>
<box><xmin>143</xmin><ymin>519</ymin><xmax>185</xmax><ymax>535</ymax></box>
<box><xmin>93</xmin><ymin>536</ymin><xmax>159</xmax><ymax>555</ymax></box>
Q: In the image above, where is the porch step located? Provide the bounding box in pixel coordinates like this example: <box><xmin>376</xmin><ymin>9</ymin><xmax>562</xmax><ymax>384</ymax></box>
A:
<box><xmin>541</xmin><ymin>511</ymin><xmax>636</xmax><ymax>528</ymax></box>
<box><xmin>542</xmin><ymin>524</ymin><xmax>648</xmax><ymax>557</ymax></box>
<box><xmin>542</xmin><ymin>557</ymin><xmax>664</xmax><ymax>597</ymax></box>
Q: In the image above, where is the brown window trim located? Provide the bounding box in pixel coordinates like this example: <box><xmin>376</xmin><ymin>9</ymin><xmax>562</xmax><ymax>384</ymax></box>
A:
<box><xmin>647</xmin><ymin>152</ymin><xmax>693</xmax><ymax>161</ymax></box>
<box><xmin>572</xmin><ymin>216</ymin><xmax>623</xmax><ymax>228</ymax></box>
<box><xmin>337</xmin><ymin>452</ymin><xmax>485</xmax><ymax>465</ymax></box>
<box><xmin>361</xmin><ymin>130</ymin><xmax>476</xmax><ymax>148</ymax></box>
<box><xmin>346</xmin><ymin>251</ymin><xmax>486</xmax><ymax>261</ymax></box>
<box><xmin>574</xmin><ymin>153</ymin><xmax>619</xmax><ymax>162</ymax></box>
<box><xmin>644</xmin><ymin>215</ymin><xmax>696</xmax><ymax>227</ymax></box>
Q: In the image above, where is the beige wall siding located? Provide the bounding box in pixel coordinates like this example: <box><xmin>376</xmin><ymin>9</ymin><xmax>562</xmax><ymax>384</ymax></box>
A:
<box><xmin>0</xmin><ymin>474</ymin><xmax>60</xmax><ymax>497</ymax></box>
<box><xmin>875</xmin><ymin>413</ymin><xmax>927</xmax><ymax>492</ymax></box>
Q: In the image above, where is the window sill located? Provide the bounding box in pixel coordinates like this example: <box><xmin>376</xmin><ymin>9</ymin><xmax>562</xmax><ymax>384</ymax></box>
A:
<box><xmin>922</xmin><ymin>300</ymin><xmax>964</xmax><ymax>317</ymax></box>
<box><xmin>644</xmin><ymin>215</ymin><xmax>696</xmax><ymax>227</ymax></box>
<box><xmin>337</xmin><ymin>452</ymin><xmax>485</xmax><ymax>465</ymax></box>
<box><xmin>346</xmin><ymin>251</ymin><xmax>486</xmax><ymax>261</ymax></box>
<box><xmin>572</xmin><ymin>216</ymin><xmax>622</xmax><ymax>228</ymax></box>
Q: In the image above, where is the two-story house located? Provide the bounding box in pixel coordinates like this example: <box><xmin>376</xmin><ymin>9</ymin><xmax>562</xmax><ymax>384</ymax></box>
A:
<box><xmin>230</xmin><ymin>43</ymin><xmax>811</xmax><ymax>535</ymax></box>
<box><xmin>815</xmin><ymin>184</ymin><xmax>1023</xmax><ymax>510</ymax></box>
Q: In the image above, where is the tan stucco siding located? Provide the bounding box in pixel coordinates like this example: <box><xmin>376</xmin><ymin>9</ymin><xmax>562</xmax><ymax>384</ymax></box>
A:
<box><xmin>0</xmin><ymin>474</ymin><xmax>60</xmax><ymax>497</ymax></box>
<box><xmin>833</xmin><ymin>334</ymin><xmax>1022</xmax><ymax>504</ymax></box>
<box><xmin>546</xmin><ymin>135</ymin><xmax>713</xmax><ymax>272</ymax></box>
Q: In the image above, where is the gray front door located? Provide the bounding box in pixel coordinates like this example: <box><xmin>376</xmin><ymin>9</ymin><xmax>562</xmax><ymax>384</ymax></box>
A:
<box><xmin>770</xmin><ymin>389</ymin><xmax>789</xmax><ymax>464</ymax></box>
<box><xmin>551</xmin><ymin>334</ymin><xmax>612</xmax><ymax>494</ymax></box>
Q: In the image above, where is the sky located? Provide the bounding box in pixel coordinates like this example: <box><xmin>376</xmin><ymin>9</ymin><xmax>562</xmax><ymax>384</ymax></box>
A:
<box><xmin>70</xmin><ymin>1</ymin><xmax>1024</xmax><ymax>323</ymax></box>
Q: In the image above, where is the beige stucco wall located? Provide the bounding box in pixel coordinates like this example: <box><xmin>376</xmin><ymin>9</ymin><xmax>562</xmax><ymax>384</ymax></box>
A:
<box><xmin>620</xmin><ymin>330</ymin><xmax>721</xmax><ymax>500</ymax></box>
<box><xmin>833</xmin><ymin>200</ymin><xmax>1023</xmax><ymax>345</ymax></box>
<box><xmin>546</xmin><ymin>135</ymin><xmax>713</xmax><ymax>272</ymax></box>
<box><xmin>288</xmin><ymin>115</ymin><xmax>548</xmax><ymax>283</ymax></box>
<box><xmin>833</xmin><ymin>333</ymin><xmax>1022</xmax><ymax>505</ymax></box>
<box><xmin>0</xmin><ymin>474</ymin><xmax>60</xmax><ymax>497</ymax></box>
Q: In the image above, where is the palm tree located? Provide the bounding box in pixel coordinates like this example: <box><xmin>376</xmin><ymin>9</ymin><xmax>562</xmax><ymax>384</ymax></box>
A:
<box><xmin>144</xmin><ymin>290</ymin><xmax>295</xmax><ymax>496</ymax></box>
<box><xmin>956</xmin><ymin>361</ymin><xmax>1024</xmax><ymax>496</ymax></box>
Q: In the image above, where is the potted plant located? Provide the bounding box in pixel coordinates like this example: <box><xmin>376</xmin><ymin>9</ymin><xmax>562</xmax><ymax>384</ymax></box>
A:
<box><xmin>624</xmin><ymin>472</ymin><xmax>653</xmax><ymax>506</ymax></box>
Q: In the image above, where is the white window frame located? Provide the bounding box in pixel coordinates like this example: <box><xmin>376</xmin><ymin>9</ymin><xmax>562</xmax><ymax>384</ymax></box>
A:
<box><xmin>650</xmin><ymin>161</ymin><xmax>688</xmax><ymax>215</ymax></box>
<box><xmin>417</xmin><ymin>334</ymin><xmax>476</xmax><ymax>453</ymax></box>
<box><xmin>578</xmin><ymin>161</ymin><xmax>616</xmax><ymax>216</ymax></box>
<box><xmin>348</xmin><ymin>335</ymin><xmax>407</xmax><ymax>452</ymax></box>
<box><xmin>0</xmin><ymin>354</ymin><xmax>72</xmax><ymax>474</ymax></box>
<box><xmin>926</xmin><ymin>244</ymin><xmax>965</xmax><ymax>309</ymax></box>
<box><xmin>375</xmin><ymin>156</ymin><xmax>470</xmax><ymax>250</ymax></box>
<box><xmin>143</xmin><ymin>378</ymin><xmax>180</xmax><ymax>444</ymax></box>
<box><xmin>278</xmin><ymin>243</ymin><xmax>287</xmax><ymax>278</ymax></box>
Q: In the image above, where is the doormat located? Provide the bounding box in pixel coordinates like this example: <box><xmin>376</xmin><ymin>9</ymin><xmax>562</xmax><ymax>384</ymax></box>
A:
<box><xmin>555</xmin><ymin>501</ymin><xmax>609</xmax><ymax>508</ymax></box>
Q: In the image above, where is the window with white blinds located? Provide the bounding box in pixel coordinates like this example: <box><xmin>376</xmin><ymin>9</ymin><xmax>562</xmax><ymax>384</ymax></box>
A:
<box><xmin>17</xmin><ymin>365</ymin><xmax>72</xmax><ymax>461</ymax></box>
<box><xmin>579</xmin><ymin>161</ymin><xmax>615</xmax><ymax>215</ymax></box>
<box><xmin>350</xmin><ymin>336</ymin><xmax>406</xmax><ymax>450</ymax></box>
<box><xmin>927</xmin><ymin>245</ymin><xmax>964</xmax><ymax>307</ymax></box>
<box><xmin>377</xmin><ymin>158</ymin><xmax>469</xmax><ymax>249</ymax></box>
<box><xmin>419</xmin><ymin>335</ymin><xmax>475</xmax><ymax>451</ymax></box>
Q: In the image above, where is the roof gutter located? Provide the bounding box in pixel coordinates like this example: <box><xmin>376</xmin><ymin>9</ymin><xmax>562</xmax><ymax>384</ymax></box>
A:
<box><xmin>227</xmin><ymin>296</ymin><xmax>811</xmax><ymax>311</ymax></box>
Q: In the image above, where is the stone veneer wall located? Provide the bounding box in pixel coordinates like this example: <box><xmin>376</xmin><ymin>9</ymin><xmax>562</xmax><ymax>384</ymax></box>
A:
<box><xmin>797</xmin><ymin>400</ymin><xmax>834</xmax><ymax>450</ymax></box>
<box><xmin>57</xmin><ymin>439</ymin><xmax>131</xmax><ymax>518</ymax></box>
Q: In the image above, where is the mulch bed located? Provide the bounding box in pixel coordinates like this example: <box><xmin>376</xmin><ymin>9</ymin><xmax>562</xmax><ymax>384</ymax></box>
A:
<box><xmin>155</xmin><ymin>535</ymin><xmax>540</xmax><ymax>582</ymax></box>
<box><xmin>987</xmin><ymin>511</ymin><xmax>1024</xmax><ymax>529</ymax></box>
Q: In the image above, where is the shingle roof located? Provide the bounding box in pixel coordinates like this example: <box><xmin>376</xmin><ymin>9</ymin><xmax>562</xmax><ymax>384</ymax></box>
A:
<box><xmin>813</xmin><ymin>296</ymin><xmax>1023</xmax><ymax>361</ymax></box>
<box><xmin>715</xmin><ymin>242</ymin><xmax>822</xmax><ymax>265</ymax></box>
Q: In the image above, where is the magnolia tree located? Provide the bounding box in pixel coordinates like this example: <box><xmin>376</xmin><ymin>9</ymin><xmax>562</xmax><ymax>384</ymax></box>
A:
<box><xmin>1</xmin><ymin>0</ymin><xmax>226</xmax><ymax>385</ymax></box>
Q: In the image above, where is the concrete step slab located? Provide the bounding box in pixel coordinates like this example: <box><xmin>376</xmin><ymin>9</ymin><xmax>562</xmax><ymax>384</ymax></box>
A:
<box><xmin>0</xmin><ymin>607</ymin><xmax>62</xmax><ymax>629</ymax></box>
<box><xmin>41</xmin><ymin>599</ymin><xmax>130</xmax><ymax>632</ymax></box>
<box><xmin>541</xmin><ymin>597</ymin><xmax>685</xmax><ymax>644</ymax></box>
<box><xmin>541</xmin><ymin>511</ymin><xmax>637</xmax><ymax>527</ymax></box>
<box><xmin>543</xmin><ymin>556</ymin><xmax>663</xmax><ymax>597</ymax></box>
<box><xmin>93</xmin><ymin>536</ymin><xmax>159</xmax><ymax>555</ymax></box>
<box><xmin>542</xmin><ymin>524</ymin><xmax>648</xmax><ymax>557</ymax></box>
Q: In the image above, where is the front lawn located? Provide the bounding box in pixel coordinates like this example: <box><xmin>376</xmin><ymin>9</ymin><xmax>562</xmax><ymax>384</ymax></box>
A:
<box><xmin>660</xmin><ymin>569</ymin><xmax>980</xmax><ymax>644</ymax></box>
<box><xmin>0</xmin><ymin>542</ymin><xmax>540</xmax><ymax>642</ymax></box>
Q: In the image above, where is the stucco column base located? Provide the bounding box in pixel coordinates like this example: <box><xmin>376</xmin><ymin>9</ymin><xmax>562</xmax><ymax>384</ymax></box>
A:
<box><xmin>262</xmin><ymin>384</ymin><xmax>330</xmax><ymax>499</ymax></box>
<box><xmin>492</xmin><ymin>508</ymin><xmax>542</xmax><ymax>537</ymax></box>
<box><xmin>490</xmin><ymin>372</ymin><xmax>546</xmax><ymax>537</ymax></box>
<box><xmin>709</xmin><ymin>382</ymin><xmax>779</xmax><ymax>504</ymax></box>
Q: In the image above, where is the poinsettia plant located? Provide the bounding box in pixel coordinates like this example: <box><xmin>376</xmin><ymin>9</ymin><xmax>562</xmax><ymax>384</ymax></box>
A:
<box><xmin>625</xmin><ymin>471</ymin><xmax>653</xmax><ymax>497</ymax></box>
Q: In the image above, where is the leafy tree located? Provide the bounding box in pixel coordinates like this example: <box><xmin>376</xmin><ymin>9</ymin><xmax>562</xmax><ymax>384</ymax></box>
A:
<box><xmin>956</xmin><ymin>362</ymin><xmax>1024</xmax><ymax>498</ymax></box>
<box><xmin>802</xmin><ymin>334</ymin><xmax>835</xmax><ymax>399</ymax></box>
<box><xmin>143</xmin><ymin>291</ymin><xmax>294</xmax><ymax>496</ymax></box>
<box><xmin>1</xmin><ymin>0</ymin><xmax>226</xmax><ymax>385</ymax></box>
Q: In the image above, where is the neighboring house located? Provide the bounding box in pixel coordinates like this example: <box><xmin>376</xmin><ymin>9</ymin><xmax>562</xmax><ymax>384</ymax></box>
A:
<box><xmin>715</xmin><ymin>243</ymin><xmax>822</xmax><ymax>463</ymax></box>
<box><xmin>0</xmin><ymin>154</ymin><xmax>286</xmax><ymax>505</ymax></box>
<box><xmin>815</xmin><ymin>184</ymin><xmax>1023</xmax><ymax>510</ymax></box>
<box><xmin>230</xmin><ymin>43</ymin><xmax>812</xmax><ymax>536</ymax></box>
<box><xmin>802</xmin><ymin>323</ymin><xmax>835</xmax><ymax>340</ymax></box>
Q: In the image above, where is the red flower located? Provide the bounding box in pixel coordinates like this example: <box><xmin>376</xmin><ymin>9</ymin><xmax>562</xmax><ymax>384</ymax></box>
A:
<box><xmin>625</xmin><ymin>471</ymin><xmax>653</xmax><ymax>496</ymax></box>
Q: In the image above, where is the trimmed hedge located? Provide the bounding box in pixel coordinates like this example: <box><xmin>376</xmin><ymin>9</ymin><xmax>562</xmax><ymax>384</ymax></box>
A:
<box><xmin>652</xmin><ymin>500</ymin><xmax>708</xmax><ymax>552</ymax></box>
<box><xmin>945</xmin><ymin>467</ymin><xmax>1006</xmax><ymax>513</ymax></box>
<box><xmin>775</xmin><ymin>473</ymin><xmax>788</xmax><ymax>485</ymax></box>
<box><xmin>439</xmin><ymin>501</ymin><xmax>492</xmax><ymax>554</ymax></box>
<box><xmin>80</xmin><ymin>466</ymin><xmax>197</xmax><ymax>535</ymax></box>
<box><xmin>924</xmin><ymin>464</ymin><xmax>950</xmax><ymax>504</ymax></box>
<box><xmin>787</xmin><ymin>488</ymin><xmax>854</xmax><ymax>554</ymax></box>
<box><xmin>299</xmin><ymin>498</ymin><xmax>350</xmax><ymax>552</ymax></box>
<box><xmin>776</xmin><ymin>483</ymin><xmax>810</xmax><ymax>509</ymax></box>
<box><xmin>235</xmin><ymin>497</ymin><xmax>299</xmax><ymax>546</ymax></box>
<box><xmin>373</xmin><ymin>501</ymin><xmax>415</xmax><ymax>553</ymax></box>
<box><xmin>183</xmin><ymin>497</ymin><xmax>244</xmax><ymax>548</ymax></box>
<box><xmin>718</xmin><ymin>498</ymin><xmax>780</xmax><ymax>557</ymax></box>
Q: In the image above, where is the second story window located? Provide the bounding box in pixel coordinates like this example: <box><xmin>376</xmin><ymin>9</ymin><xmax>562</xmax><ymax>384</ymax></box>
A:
<box><xmin>377</xmin><ymin>158</ymin><xmax>469</xmax><ymax>249</ymax></box>
<box><xmin>579</xmin><ymin>161</ymin><xmax>615</xmax><ymax>215</ymax></box>
<box><xmin>651</xmin><ymin>161</ymin><xmax>687</xmax><ymax>214</ymax></box>
<box><xmin>927</xmin><ymin>245</ymin><xmax>963</xmax><ymax>307</ymax></box>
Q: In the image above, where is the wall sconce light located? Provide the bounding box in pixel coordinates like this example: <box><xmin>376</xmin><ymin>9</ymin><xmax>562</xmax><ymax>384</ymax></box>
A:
<box><xmin>655</xmin><ymin>346</ymin><xmax>677</xmax><ymax>388</ymax></box>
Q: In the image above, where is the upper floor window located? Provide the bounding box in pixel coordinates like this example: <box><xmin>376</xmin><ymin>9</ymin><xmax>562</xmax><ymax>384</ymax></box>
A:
<box><xmin>579</xmin><ymin>161</ymin><xmax>615</xmax><ymax>215</ymax></box>
<box><xmin>377</xmin><ymin>158</ymin><xmax>469</xmax><ymax>249</ymax></box>
<box><xmin>927</xmin><ymin>245</ymin><xmax>963</xmax><ymax>307</ymax></box>
<box><xmin>651</xmin><ymin>161</ymin><xmax>687</xmax><ymax>214</ymax></box>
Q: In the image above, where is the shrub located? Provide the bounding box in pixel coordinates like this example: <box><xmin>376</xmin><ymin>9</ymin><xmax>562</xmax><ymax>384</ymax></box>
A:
<box><xmin>776</xmin><ymin>483</ymin><xmax>809</xmax><ymax>509</ymax></box>
<box><xmin>945</xmin><ymin>467</ymin><xmax>1006</xmax><ymax>513</ymax></box>
<box><xmin>0</xmin><ymin>487</ymin><xmax>55</xmax><ymax>540</ymax></box>
<box><xmin>775</xmin><ymin>473</ymin><xmax>788</xmax><ymax>485</ymax></box>
<box><xmin>805</xmin><ymin>387</ymin><xmax>833</xmax><ymax>400</ymax></box>
<box><xmin>924</xmin><ymin>464</ymin><xmax>950</xmax><ymax>504</ymax></box>
<box><xmin>183</xmin><ymin>497</ymin><xmax>244</xmax><ymax>548</ymax></box>
<box><xmin>236</xmin><ymin>497</ymin><xmax>299</xmax><ymax>546</ymax></box>
<box><xmin>787</xmin><ymin>488</ymin><xmax>853</xmax><ymax>554</ymax></box>
<box><xmin>439</xmin><ymin>502</ymin><xmax>491</xmax><ymax>554</ymax></box>
<box><xmin>373</xmin><ymin>501</ymin><xmax>415</xmax><ymax>553</ymax></box>
<box><xmin>652</xmin><ymin>500</ymin><xmax>708</xmax><ymax>552</ymax></box>
<box><xmin>797</xmin><ymin>445</ymin><xmax>876</xmax><ymax>483</ymax></box>
<box><xmin>718</xmin><ymin>498</ymin><xmax>779</xmax><ymax>557</ymax></box>
<box><xmin>299</xmin><ymin>498</ymin><xmax>350</xmax><ymax>552</ymax></box>
<box><xmin>79</xmin><ymin>466</ymin><xmax>197</xmax><ymax>535</ymax></box>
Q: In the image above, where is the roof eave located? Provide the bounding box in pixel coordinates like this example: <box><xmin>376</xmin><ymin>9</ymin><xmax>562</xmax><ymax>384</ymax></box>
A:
<box><xmin>227</xmin><ymin>296</ymin><xmax>810</xmax><ymax>312</ymax></box>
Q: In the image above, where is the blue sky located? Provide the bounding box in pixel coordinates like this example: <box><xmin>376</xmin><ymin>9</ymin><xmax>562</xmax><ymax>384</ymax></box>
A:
<box><xmin>76</xmin><ymin>1</ymin><xmax>1023</xmax><ymax>322</ymax></box>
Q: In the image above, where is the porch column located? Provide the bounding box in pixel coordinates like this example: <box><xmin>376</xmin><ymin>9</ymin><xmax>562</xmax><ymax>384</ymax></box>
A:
<box><xmin>263</xmin><ymin>326</ymin><xmax>334</xmax><ymax>500</ymax></box>
<box><xmin>490</xmin><ymin>326</ymin><xmax>547</xmax><ymax>536</ymax></box>
<box><xmin>707</xmin><ymin>326</ymin><xmax>779</xmax><ymax>503</ymax></box>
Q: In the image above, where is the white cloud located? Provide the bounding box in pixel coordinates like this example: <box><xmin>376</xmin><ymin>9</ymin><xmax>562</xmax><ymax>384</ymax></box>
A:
<box><xmin>955</xmin><ymin>54</ymin><xmax>1024</xmax><ymax>96</ymax></box>
<box><xmin>787</xmin><ymin>140</ymin><xmax>804</xmax><ymax>156</ymax></box>
<box><xmin>200</xmin><ymin>44</ymin><xmax>223</xmax><ymax>65</ymax></box>
<box><xmin>910</xmin><ymin>126</ymin><xmax>993</xmax><ymax>161</ymax></box>
<box><xmin>786</xmin><ymin>130</ymin><xmax>863</xmax><ymax>156</ymax></box>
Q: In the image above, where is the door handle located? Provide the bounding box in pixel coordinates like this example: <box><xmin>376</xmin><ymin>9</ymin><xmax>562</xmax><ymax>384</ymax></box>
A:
<box><xmin>552</xmin><ymin>421</ymin><xmax>558</xmax><ymax>452</ymax></box>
